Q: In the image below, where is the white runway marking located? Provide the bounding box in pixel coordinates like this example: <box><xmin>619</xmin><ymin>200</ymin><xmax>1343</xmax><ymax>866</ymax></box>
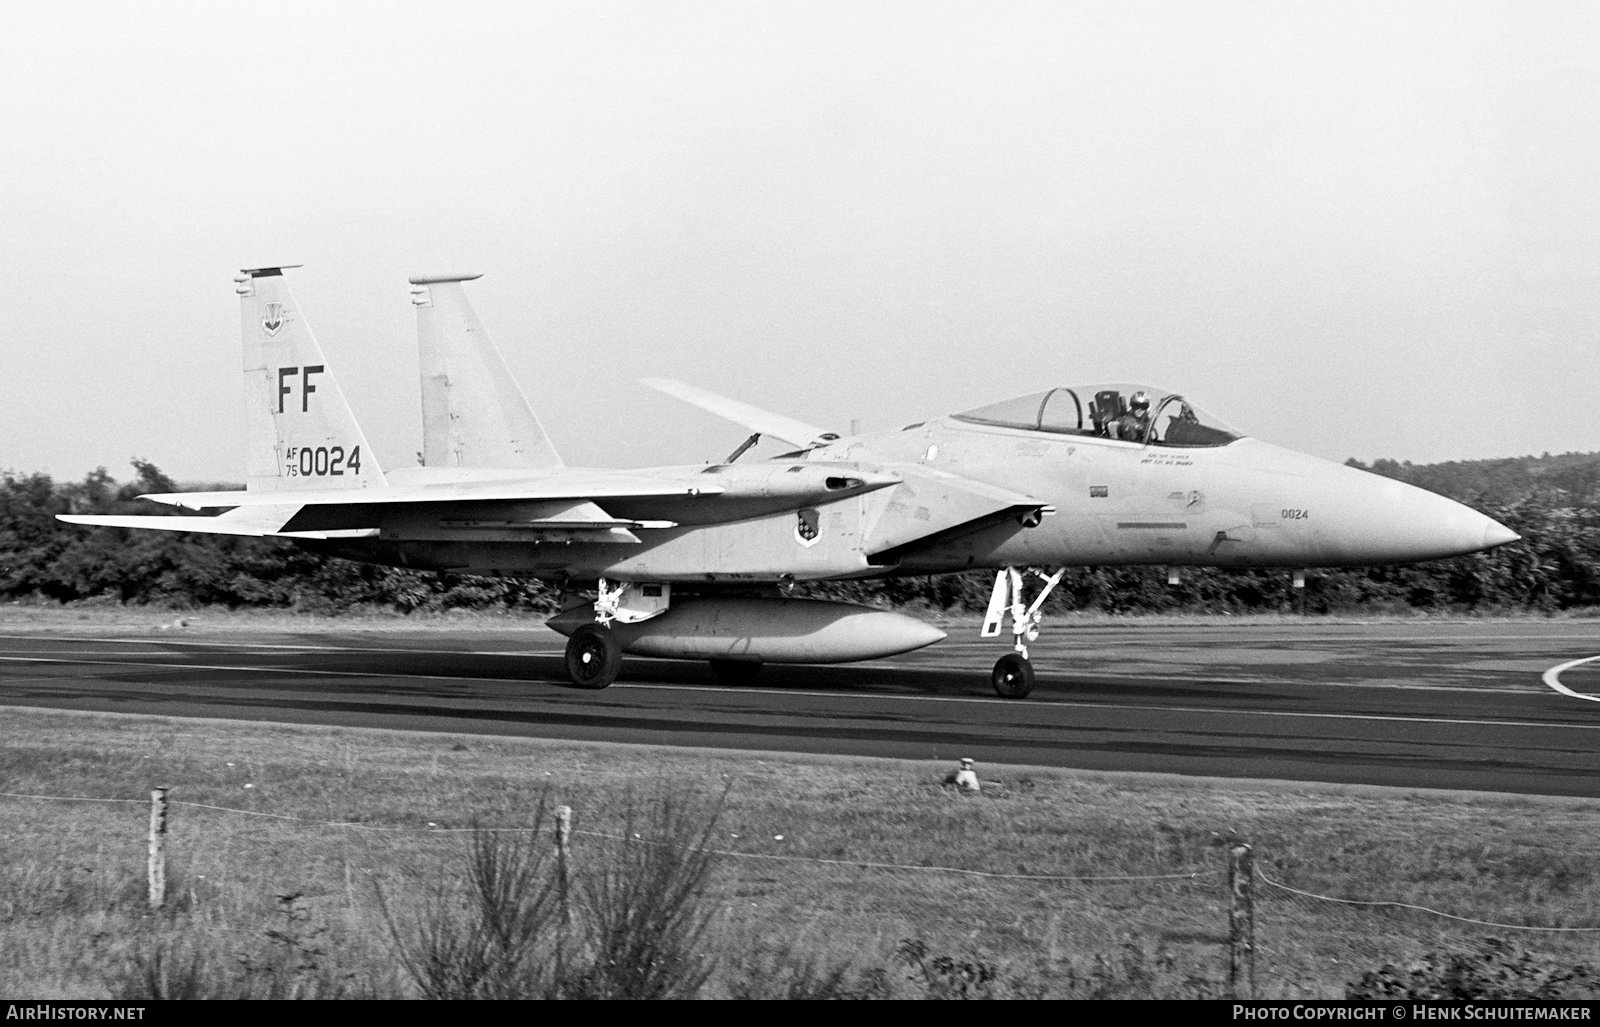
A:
<box><xmin>1542</xmin><ymin>656</ymin><xmax>1600</xmax><ymax>703</ymax></box>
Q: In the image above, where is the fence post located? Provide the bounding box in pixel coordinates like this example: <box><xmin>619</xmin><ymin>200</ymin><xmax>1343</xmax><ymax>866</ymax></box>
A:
<box><xmin>147</xmin><ymin>786</ymin><xmax>170</xmax><ymax>911</ymax></box>
<box><xmin>555</xmin><ymin>804</ymin><xmax>573</xmax><ymax>925</ymax></box>
<box><xmin>1228</xmin><ymin>842</ymin><xmax>1256</xmax><ymax>998</ymax></box>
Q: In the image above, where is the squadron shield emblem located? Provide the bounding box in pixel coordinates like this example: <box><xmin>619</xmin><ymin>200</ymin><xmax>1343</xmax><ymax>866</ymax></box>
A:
<box><xmin>262</xmin><ymin>302</ymin><xmax>285</xmax><ymax>336</ymax></box>
<box><xmin>795</xmin><ymin>507</ymin><xmax>820</xmax><ymax>548</ymax></box>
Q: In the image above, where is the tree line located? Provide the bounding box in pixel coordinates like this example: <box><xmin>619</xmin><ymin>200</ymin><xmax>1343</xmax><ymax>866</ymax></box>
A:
<box><xmin>3</xmin><ymin>453</ymin><xmax>1597</xmax><ymax>616</ymax></box>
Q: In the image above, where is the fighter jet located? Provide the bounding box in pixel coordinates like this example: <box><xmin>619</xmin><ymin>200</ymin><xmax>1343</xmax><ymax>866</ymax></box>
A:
<box><xmin>60</xmin><ymin>267</ymin><xmax>1520</xmax><ymax>698</ymax></box>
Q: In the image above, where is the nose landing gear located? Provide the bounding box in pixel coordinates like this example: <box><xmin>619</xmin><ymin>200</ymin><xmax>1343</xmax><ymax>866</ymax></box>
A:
<box><xmin>981</xmin><ymin>566</ymin><xmax>1065</xmax><ymax>699</ymax></box>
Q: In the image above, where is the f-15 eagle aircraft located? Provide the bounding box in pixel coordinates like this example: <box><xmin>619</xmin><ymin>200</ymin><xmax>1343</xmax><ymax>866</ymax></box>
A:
<box><xmin>60</xmin><ymin>267</ymin><xmax>1520</xmax><ymax>698</ymax></box>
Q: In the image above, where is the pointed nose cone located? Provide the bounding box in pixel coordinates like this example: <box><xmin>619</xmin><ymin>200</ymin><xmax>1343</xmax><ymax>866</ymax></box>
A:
<box><xmin>1483</xmin><ymin>520</ymin><xmax>1521</xmax><ymax>550</ymax></box>
<box><xmin>1221</xmin><ymin>441</ymin><xmax>1523</xmax><ymax>566</ymax></box>
<box><xmin>1318</xmin><ymin>465</ymin><xmax>1521</xmax><ymax>564</ymax></box>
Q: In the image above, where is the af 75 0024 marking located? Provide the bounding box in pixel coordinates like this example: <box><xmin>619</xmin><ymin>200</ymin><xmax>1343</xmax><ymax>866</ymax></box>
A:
<box><xmin>283</xmin><ymin>445</ymin><xmax>362</xmax><ymax>477</ymax></box>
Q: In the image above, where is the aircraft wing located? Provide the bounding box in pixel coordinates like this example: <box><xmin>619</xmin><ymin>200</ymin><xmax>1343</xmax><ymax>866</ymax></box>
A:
<box><xmin>60</xmin><ymin>497</ymin><xmax>673</xmax><ymax>544</ymax></box>
<box><xmin>864</xmin><ymin>470</ymin><xmax>1045</xmax><ymax>565</ymax></box>
<box><xmin>641</xmin><ymin>377</ymin><xmax>831</xmax><ymax>450</ymax></box>
<box><xmin>273</xmin><ymin>498</ymin><xmax>672</xmax><ymax>543</ymax></box>
<box><xmin>141</xmin><ymin>472</ymin><xmax>726</xmax><ymax>510</ymax></box>
<box><xmin>117</xmin><ymin>460</ymin><xmax>894</xmax><ymax>544</ymax></box>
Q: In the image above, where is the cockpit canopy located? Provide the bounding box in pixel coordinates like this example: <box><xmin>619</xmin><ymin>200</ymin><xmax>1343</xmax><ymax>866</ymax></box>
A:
<box><xmin>951</xmin><ymin>384</ymin><xmax>1242</xmax><ymax>448</ymax></box>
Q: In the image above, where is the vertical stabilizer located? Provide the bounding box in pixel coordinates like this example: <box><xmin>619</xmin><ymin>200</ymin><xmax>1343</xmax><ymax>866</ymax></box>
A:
<box><xmin>236</xmin><ymin>267</ymin><xmax>387</xmax><ymax>492</ymax></box>
<box><xmin>410</xmin><ymin>274</ymin><xmax>563</xmax><ymax>470</ymax></box>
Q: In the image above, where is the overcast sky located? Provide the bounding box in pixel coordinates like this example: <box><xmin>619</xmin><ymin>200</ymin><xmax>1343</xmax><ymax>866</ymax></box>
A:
<box><xmin>4</xmin><ymin>1</ymin><xmax>1597</xmax><ymax>484</ymax></box>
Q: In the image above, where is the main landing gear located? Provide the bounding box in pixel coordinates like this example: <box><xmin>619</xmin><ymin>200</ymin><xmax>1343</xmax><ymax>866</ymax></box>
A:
<box><xmin>565</xmin><ymin>623</ymin><xmax>621</xmax><ymax>689</ymax></box>
<box><xmin>561</xmin><ymin>577</ymin><xmax>666</xmax><ymax>690</ymax></box>
<box><xmin>981</xmin><ymin>566</ymin><xmax>1065</xmax><ymax>699</ymax></box>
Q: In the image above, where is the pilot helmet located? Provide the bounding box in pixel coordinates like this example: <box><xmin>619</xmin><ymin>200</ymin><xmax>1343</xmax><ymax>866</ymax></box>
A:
<box><xmin>1129</xmin><ymin>391</ymin><xmax>1151</xmax><ymax>412</ymax></box>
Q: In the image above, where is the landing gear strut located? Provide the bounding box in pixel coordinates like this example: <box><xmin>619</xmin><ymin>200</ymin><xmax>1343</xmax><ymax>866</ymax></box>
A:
<box><xmin>565</xmin><ymin>623</ymin><xmax>621</xmax><ymax>689</ymax></box>
<box><xmin>981</xmin><ymin>566</ymin><xmax>1065</xmax><ymax>699</ymax></box>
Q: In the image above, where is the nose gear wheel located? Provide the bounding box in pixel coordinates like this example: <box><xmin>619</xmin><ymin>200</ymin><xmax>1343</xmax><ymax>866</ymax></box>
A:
<box><xmin>991</xmin><ymin>652</ymin><xmax>1035</xmax><ymax>699</ymax></box>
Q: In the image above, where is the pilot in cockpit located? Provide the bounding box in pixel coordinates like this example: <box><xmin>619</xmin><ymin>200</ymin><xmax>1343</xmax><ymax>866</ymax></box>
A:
<box><xmin>1114</xmin><ymin>391</ymin><xmax>1155</xmax><ymax>442</ymax></box>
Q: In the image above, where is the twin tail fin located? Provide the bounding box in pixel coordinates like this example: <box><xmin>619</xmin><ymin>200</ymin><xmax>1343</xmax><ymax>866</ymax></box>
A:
<box><xmin>236</xmin><ymin>266</ymin><xmax>386</xmax><ymax>492</ymax></box>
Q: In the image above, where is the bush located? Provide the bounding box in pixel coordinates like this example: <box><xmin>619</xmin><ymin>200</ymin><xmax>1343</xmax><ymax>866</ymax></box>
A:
<box><xmin>108</xmin><ymin>895</ymin><xmax>354</xmax><ymax>1000</ymax></box>
<box><xmin>379</xmin><ymin>793</ymin><xmax>561</xmax><ymax>999</ymax></box>
<box><xmin>896</xmin><ymin>937</ymin><xmax>1005</xmax><ymax>999</ymax></box>
<box><xmin>382</xmin><ymin>784</ymin><xmax>724</xmax><ymax>1000</ymax></box>
<box><xmin>723</xmin><ymin>942</ymin><xmax>893</xmax><ymax>1000</ymax></box>
<box><xmin>1346</xmin><ymin>937</ymin><xmax>1600</xmax><ymax>1000</ymax></box>
<box><xmin>563</xmin><ymin>785</ymin><xmax>725</xmax><ymax>999</ymax></box>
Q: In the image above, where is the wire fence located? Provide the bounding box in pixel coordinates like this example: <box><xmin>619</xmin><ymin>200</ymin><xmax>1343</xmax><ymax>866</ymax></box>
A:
<box><xmin>0</xmin><ymin>787</ymin><xmax>1210</xmax><ymax>884</ymax></box>
<box><xmin>5</xmin><ymin>785</ymin><xmax>1597</xmax><ymax>931</ymax></box>
<box><xmin>1254</xmin><ymin>864</ymin><xmax>1600</xmax><ymax>934</ymax></box>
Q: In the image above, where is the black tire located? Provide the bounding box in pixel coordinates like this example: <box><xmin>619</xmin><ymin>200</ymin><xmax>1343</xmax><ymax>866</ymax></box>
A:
<box><xmin>709</xmin><ymin>659</ymin><xmax>762</xmax><ymax>685</ymax></box>
<box><xmin>991</xmin><ymin>652</ymin><xmax>1034</xmax><ymax>699</ymax></box>
<box><xmin>565</xmin><ymin>624</ymin><xmax>621</xmax><ymax>689</ymax></box>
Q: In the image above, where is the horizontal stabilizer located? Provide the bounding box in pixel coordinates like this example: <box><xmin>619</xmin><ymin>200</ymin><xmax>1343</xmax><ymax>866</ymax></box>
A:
<box><xmin>865</xmin><ymin>471</ymin><xmax>1044</xmax><ymax>564</ymax></box>
<box><xmin>642</xmin><ymin>377</ymin><xmax>831</xmax><ymax>450</ymax></box>
<box><xmin>57</xmin><ymin>505</ymin><xmax>313</xmax><ymax>538</ymax></box>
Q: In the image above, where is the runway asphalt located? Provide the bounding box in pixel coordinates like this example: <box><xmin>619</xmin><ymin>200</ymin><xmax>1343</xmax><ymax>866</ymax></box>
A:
<box><xmin>0</xmin><ymin>618</ymin><xmax>1596</xmax><ymax>797</ymax></box>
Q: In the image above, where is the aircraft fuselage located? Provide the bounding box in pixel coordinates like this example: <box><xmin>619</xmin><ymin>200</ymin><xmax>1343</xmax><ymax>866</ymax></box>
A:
<box><xmin>308</xmin><ymin>416</ymin><xmax>1509</xmax><ymax>583</ymax></box>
